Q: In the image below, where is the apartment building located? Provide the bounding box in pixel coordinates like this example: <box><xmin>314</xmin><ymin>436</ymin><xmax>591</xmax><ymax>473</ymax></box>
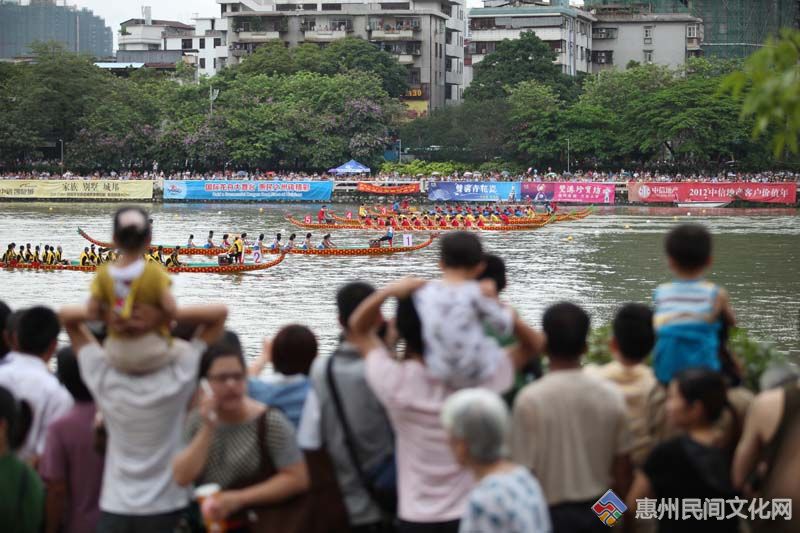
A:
<box><xmin>465</xmin><ymin>2</ymin><xmax>595</xmax><ymax>86</ymax></box>
<box><xmin>590</xmin><ymin>10</ymin><xmax>703</xmax><ymax>71</ymax></box>
<box><xmin>219</xmin><ymin>0</ymin><xmax>466</xmax><ymax>112</ymax></box>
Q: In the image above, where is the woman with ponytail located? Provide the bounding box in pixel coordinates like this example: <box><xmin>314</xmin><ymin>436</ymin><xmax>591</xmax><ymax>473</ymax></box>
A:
<box><xmin>0</xmin><ymin>385</ymin><xmax>43</xmax><ymax>533</ymax></box>
<box><xmin>626</xmin><ymin>369</ymin><xmax>740</xmax><ymax>533</ymax></box>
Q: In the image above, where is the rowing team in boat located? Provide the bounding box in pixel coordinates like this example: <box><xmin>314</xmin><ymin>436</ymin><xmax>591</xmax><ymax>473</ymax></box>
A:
<box><xmin>144</xmin><ymin>246</ymin><xmax>183</xmax><ymax>267</ymax></box>
<box><xmin>360</xmin><ymin>212</ymin><xmax>522</xmax><ymax>229</ymax></box>
<box><xmin>361</xmin><ymin>201</ymin><xmax>558</xmax><ymax>218</ymax></box>
<box><xmin>215</xmin><ymin>232</ymin><xmax>337</xmax><ymax>264</ymax></box>
<box><xmin>3</xmin><ymin>242</ymin><xmax>69</xmax><ymax>266</ymax></box>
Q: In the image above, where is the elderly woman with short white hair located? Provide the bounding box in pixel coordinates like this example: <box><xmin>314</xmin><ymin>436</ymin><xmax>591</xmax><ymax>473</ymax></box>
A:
<box><xmin>442</xmin><ymin>388</ymin><xmax>552</xmax><ymax>533</ymax></box>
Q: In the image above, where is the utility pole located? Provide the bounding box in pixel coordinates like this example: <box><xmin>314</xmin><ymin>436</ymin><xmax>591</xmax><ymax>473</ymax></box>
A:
<box><xmin>566</xmin><ymin>137</ymin><xmax>570</xmax><ymax>175</ymax></box>
<box><xmin>59</xmin><ymin>139</ymin><xmax>64</xmax><ymax>168</ymax></box>
<box><xmin>209</xmin><ymin>86</ymin><xmax>220</xmax><ymax>116</ymax></box>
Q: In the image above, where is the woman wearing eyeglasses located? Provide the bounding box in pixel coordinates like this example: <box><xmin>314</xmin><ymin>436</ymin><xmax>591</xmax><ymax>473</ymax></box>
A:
<box><xmin>173</xmin><ymin>331</ymin><xmax>310</xmax><ymax>532</ymax></box>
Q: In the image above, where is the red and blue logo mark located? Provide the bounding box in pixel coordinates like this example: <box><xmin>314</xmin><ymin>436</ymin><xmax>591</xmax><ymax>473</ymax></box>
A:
<box><xmin>592</xmin><ymin>489</ymin><xmax>628</xmax><ymax>527</ymax></box>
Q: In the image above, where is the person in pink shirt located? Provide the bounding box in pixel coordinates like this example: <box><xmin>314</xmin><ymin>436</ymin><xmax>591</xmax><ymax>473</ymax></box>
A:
<box><xmin>348</xmin><ymin>277</ymin><xmax>544</xmax><ymax>533</ymax></box>
<box><xmin>40</xmin><ymin>347</ymin><xmax>105</xmax><ymax>533</ymax></box>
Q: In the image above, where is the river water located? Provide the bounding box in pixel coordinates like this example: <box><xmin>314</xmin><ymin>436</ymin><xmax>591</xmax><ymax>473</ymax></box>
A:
<box><xmin>1</xmin><ymin>202</ymin><xmax>798</xmax><ymax>358</ymax></box>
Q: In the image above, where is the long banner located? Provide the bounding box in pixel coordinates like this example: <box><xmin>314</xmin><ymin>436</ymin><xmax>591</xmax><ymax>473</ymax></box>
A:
<box><xmin>0</xmin><ymin>179</ymin><xmax>154</xmax><ymax>200</ymax></box>
<box><xmin>163</xmin><ymin>180</ymin><xmax>333</xmax><ymax>201</ymax></box>
<box><xmin>428</xmin><ymin>181</ymin><xmax>521</xmax><ymax>202</ymax></box>
<box><xmin>357</xmin><ymin>182</ymin><xmax>420</xmax><ymax>195</ymax></box>
<box><xmin>628</xmin><ymin>182</ymin><xmax>797</xmax><ymax>204</ymax></box>
<box><xmin>521</xmin><ymin>182</ymin><xmax>616</xmax><ymax>204</ymax></box>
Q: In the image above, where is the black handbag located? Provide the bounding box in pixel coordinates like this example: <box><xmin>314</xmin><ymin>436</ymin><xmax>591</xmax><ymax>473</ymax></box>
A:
<box><xmin>325</xmin><ymin>356</ymin><xmax>397</xmax><ymax>516</ymax></box>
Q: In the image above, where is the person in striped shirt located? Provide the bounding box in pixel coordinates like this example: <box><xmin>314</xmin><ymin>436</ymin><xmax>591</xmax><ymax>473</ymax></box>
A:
<box><xmin>653</xmin><ymin>224</ymin><xmax>736</xmax><ymax>385</ymax></box>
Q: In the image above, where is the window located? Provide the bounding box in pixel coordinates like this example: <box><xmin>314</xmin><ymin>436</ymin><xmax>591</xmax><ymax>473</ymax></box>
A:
<box><xmin>303</xmin><ymin>3</ymin><xmax>317</xmax><ymax>9</ymax></box>
<box><xmin>200</xmin><ymin>58</ymin><xmax>206</xmax><ymax>69</ymax></box>
<box><xmin>277</xmin><ymin>4</ymin><xmax>298</xmax><ymax>10</ymax></box>
<box><xmin>221</xmin><ymin>4</ymin><xmax>227</xmax><ymax>13</ymax></box>
<box><xmin>719</xmin><ymin>23</ymin><xmax>727</xmax><ymax>35</ymax></box>
<box><xmin>591</xmin><ymin>50</ymin><xmax>613</xmax><ymax>65</ymax></box>
<box><xmin>644</xmin><ymin>50</ymin><xmax>653</xmax><ymax>63</ymax></box>
<box><xmin>644</xmin><ymin>26</ymin><xmax>653</xmax><ymax>44</ymax></box>
<box><xmin>321</xmin><ymin>3</ymin><xmax>342</xmax><ymax>10</ymax></box>
<box><xmin>214</xmin><ymin>37</ymin><xmax>222</xmax><ymax>47</ymax></box>
<box><xmin>592</xmin><ymin>27</ymin><xmax>617</xmax><ymax>40</ymax></box>
<box><xmin>211</xmin><ymin>19</ymin><xmax>215</xmax><ymax>30</ymax></box>
<box><xmin>687</xmin><ymin>24</ymin><xmax>698</xmax><ymax>38</ymax></box>
<box><xmin>213</xmin><ymin>58</ymin><xmax>217</xmax><ymax>69</ymax></box>
<box><xmin>199</xmin><ymin>38</ymin><xmax>206</xmax><ymax>49</ymax></box>
<box><xmin>230</xmin><ymin>4</ymin><xmax>239</xmax><ymax>12</ymax></box>
<box><xmin>181</xmin><ymin>38</ymin><xmax>192</xmax><ymax>49</ymax></box>
<box><xmin>380</xmin><ymin>2</ymin><xmax>410</xmax><ymax>9</ymax></box>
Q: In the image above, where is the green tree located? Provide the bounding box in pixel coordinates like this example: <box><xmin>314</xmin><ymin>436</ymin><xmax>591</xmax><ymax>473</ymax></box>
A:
<box><xmin>399</xmin><ymin>99</ymin><xmax>512</xmax><ymax>163</ymax></box>
<box><xmin>292</xmin><ymin>43</ymin><xmax>325</xmax><ymax>73</ymax></box>
<box><xmin>238</xmin><ymin>41</ymin><xmax>296</xmax><ymax>76</ymax></box>
<box><xmin>464</xmin><ymin>32</ymin><xmax>577</xmax><ymax>102</ymax></box>
<box><xmin>506</xmin><ymin>81</ymin><xmax>562</xmax><ymax>165</ymax></box>
<box><xmin>724</xmin><ymin>29</ymin><xmax>800</xmax><ymax>156</ymax></box>
<box><xmin>320</xmin><ymin>37</ymin><xmax>409</xmax><ymax>97</ymax></box>
<box><xmin>626</xmin><ymin>74</ymin><xmax>757</xmax><ymax>164</ymax></box>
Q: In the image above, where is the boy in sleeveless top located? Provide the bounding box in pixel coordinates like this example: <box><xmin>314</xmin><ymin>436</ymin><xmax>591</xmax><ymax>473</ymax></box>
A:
<box><xmin>653</xmin><ymin>224</ymin><xmax>735</xmax><ymax>385</ymax></box>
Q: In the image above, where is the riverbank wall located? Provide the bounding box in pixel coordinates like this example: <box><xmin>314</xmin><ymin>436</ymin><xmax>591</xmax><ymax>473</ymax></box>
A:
<box><xmin>1</xmin><ymin>179</ymin><xmax>797</xmax><ymax>207</ymax></box>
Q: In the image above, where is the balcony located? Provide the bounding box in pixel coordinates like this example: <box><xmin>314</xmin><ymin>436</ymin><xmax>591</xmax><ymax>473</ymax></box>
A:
<box><xmin>304</xmin><ymin>30</ymin><xmax>351</xmax><ymax>41</ymax></box>
<box><xmin>686</xmin><ymin>36</ymin><xmax>702</xmax><ymax>50</ymax></box>
<box><xmin>592</xmin><ymin>28</ymin><xmax>617</xmax><ymax>40</ymax></box>
<box><xmin>118</xmin><ymin>34</ymin><xmax>162</xmax><ymax>48</ymax></box>
<box><xmin>397</xmin><ymin>54</ymin><xmax>415</xmax><ymax>65</ymax></box>
<box><xmin>231</xmin><ymin>48</ymin><xmax>250</xmax><ymax>57</ymax></box>
<box><xmin>370</xmin><ymin>29</ymin><xmax>419</xmax><ymax>40</ymax></box>
<box><xmin>238</xmin><ymin>31</ymin><xmax>282</xmax><ymax>42</ymax></box>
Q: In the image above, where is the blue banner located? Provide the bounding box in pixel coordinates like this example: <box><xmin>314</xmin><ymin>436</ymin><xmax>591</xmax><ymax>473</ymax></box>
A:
<box><xmin>427</xmin><ymin>181</ymin><xmax>521</xmax><ymax>202</ymax></box>
<box><xmin>163</xmin><ymin>180</ymin><xmax>333</xmax><ymax>201</ymax></box>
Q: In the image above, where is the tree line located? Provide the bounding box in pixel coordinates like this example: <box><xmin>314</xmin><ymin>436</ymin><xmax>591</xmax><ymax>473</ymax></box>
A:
<box><xmin>0</xmin><ymin>40</ymin><xmax>406</xmax><ymax>173</ymax></box>
<box><xmin>0</xmin><ymin>32</ymin><xmax>797</xmax><ymax>174</ymax></box>
<box><xmin>401</xmin><ymin>32</ymin><xmax>799</xmax><ymax>172</ymax></box>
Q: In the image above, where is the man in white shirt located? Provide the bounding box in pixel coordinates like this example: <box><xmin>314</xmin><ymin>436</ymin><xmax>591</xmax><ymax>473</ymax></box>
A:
<box><xmin>60</xmin><ymin>303</ymin><xmax>227</xmax><ymax>533</ymax></box>
<box><xmin>0</xmin><ymin>306</ymin><xmax>72</xmax><ymax>463</ymax></box>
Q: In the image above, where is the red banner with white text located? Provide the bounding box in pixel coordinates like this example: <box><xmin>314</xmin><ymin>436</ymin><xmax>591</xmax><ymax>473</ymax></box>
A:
<box><xmin>627</xmin><ymin>182</ymin><xmax>796</xmax><ymax>204</ymax></box>
<box><xmin>357</xmin><ymin>182</ymin><xmax>420</xmax><ymax>195</ymax></box>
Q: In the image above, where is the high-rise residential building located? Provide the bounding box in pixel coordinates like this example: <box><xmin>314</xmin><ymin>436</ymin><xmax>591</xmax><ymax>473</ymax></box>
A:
<box><xmin>465</xmin><ymin>1</ymin><xmax>595</xmax><ymax>87</ymax></box>
<box><xmin>590</xmin><ymin>8</ymin><xmax>703</xmax><ymax>72</ymax></box>
<box><xmin>587</xmin><ymin>0</ymin><xmax>800</xmax><ymax>58</ymax></box>
<box><xmin>0</xmin><ymin>0</ymin><xmax>113</xmax><ymax>59</ymax></box>
<box><xmin>218</xmin><ymin>0</ymin><xmax>466</xmax><ymax>113</ymax></box>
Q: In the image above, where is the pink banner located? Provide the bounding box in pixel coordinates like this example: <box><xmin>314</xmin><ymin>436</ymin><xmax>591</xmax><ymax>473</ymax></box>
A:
<box><xmin>521</xmin><ymin>182</ymin><xmax>616</xmax><ymax>204</ymax></box>
<box><xmin>628</xmin><ymin>182</ymin><xmax>797</xmax><ymax>205</ymax></box>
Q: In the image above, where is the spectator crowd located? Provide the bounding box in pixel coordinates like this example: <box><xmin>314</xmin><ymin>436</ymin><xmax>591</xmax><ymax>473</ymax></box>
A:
<box><xmin>1</xmin><ymin>168</ymin><xmax>798</xmax><ymax>185</ymax></box>
<box><xmin>0</xmin><ymin>212</ymin><xmax>798</xmax><ymax>533</ymax></box>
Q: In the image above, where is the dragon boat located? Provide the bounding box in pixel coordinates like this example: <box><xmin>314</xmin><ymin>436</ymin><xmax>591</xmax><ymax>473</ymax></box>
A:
<box><xmin>285</xmin><ymin>215</ymin><xmax>553</xmax><ymax>232</ymax></box>
<box><xmin>78</xmin><ymin>228</ymin><xmax>252</xmax><ymax>257</ymax></box>
<box><xmin>331</xmin><ymin>208</ymin><xmax>592</xmax><ymax>226</ymax></box>
<box><xmin>79</xmin><ymin>229</ymin><xmax>436</xmax><ymax>257</ymax></box>
<box><xmin>1</xmin><ymin>253</ymin><xmax>286</xmax><ymax>274</ymax></box>
<box><xmin>263</xmin><ymin>233</ymin><xmax>436</xmax><ymax>256</ymax></box>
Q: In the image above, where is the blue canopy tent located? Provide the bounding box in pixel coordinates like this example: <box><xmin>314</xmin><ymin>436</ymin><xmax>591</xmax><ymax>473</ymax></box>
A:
<box><xmin>328</xmin><ymin>160</ymin><xmax>370</xmax><ymax>174</ymax></box>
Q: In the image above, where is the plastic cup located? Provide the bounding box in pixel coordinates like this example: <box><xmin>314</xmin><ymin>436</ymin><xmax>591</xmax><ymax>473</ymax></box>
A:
<box><xmin>194</xmin><ymin>483</ymin><xmax>225</xmax><ymax>532</ymax></box>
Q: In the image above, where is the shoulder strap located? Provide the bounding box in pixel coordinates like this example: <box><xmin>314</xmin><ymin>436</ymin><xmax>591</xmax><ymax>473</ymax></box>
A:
<box><xmin>256</xmin><ymin>409</ymin><xmax>277</xmax><ymax>479</ymax></box>
<box><xmin>325</xmin><ymin>356</ymin><xmax>381</xmax><ymax>503</ymax></box>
